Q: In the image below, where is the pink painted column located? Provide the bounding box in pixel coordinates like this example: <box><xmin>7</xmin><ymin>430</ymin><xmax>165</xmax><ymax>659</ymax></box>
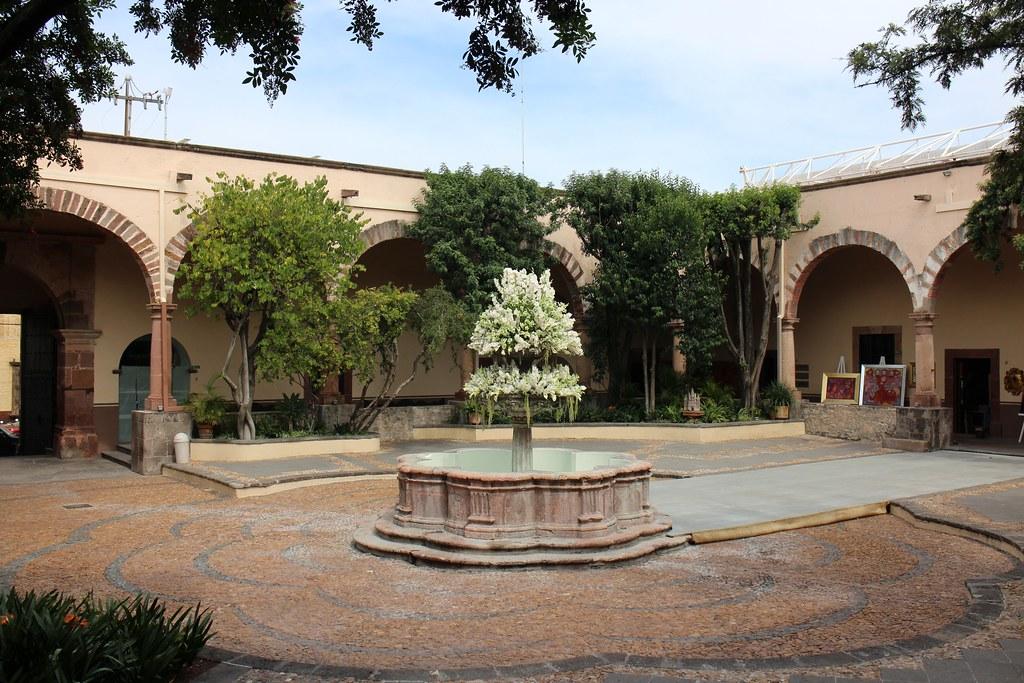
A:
<box><xmin>668</xmin><ymin>320</ymin><xmax>687</xmax><ymax>375</ymax></box>
<box><xmin>144</xmin><ymin>303</ymin><xmax>178</xmax><ymax>411</ymax></box>
<box><xmin>780</xmin><ymin>317</ymin><xmax>799</xmax><ymax>395</ymax></box>
<box><xmin>910</xmin><ymin>312</ymin><xmax>940</xmax><ymax>407</ymax></box>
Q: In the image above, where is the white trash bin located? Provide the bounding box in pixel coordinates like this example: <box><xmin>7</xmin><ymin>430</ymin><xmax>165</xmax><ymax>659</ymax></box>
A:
<box><xmin>173</xmin><ymin>432</ymin><xmax>191</xmax><ymax>464</ymax></box>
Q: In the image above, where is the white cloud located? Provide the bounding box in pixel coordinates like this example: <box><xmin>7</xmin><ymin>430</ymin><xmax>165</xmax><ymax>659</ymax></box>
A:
<box><xmin>79</xmin><ymin>1</ymin><xmax>1018</xmax><ymax>190</ymax></box>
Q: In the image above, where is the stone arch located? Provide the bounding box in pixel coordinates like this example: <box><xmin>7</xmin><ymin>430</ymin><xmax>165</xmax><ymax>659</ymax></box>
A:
<box><xmin>786</xmin><ymin>227</ymin><xmax>922</xmax><ymax>317</ymax></box>
<box><xmin>920</xmin><ymin>225</ymin><xmax>970</xmax><ymax>313</ymax></box>
<box><xmin>359</xmin><ymin>219</ymin><xmax>407</xmax><ymax>252</ymax></box>
<box><xmin>164</xmin><ymin>223</ymin><xmax>196</xmax><ymax>300</ymax></box>
<box><xmin>35</xmin><ymin>186</ymin><xmax>161</xmax><ymax>302</ymax></box>
<box><xmin>357</xmin><ymin>221</ymin><xmax>588</xmax><ymax>315</ymax></box>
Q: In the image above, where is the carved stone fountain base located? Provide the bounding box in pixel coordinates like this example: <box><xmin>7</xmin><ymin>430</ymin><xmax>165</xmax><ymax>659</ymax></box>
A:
<box><xmin>353</xmin><ymin>448</ymin><xmax>688</xmax><ymax>567</ymax></box>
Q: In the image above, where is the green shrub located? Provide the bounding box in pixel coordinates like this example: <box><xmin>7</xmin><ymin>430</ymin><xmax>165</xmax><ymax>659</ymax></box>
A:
<box><xmin>700</xmin><ymin>398</ymin><xmax>734</xmax><ymax>423</ymax></box>
<box><xmin>275</xmin><ymin>393</ymin><xmax>315</xmax><ymax>432</ymax></box>
<box><xmin>185</xmin><ymin>379</ymin><xmax>227</xmax><ymax>427</ymax></box>
<box><xmin>0</xmin><ymin>588</ymin><xmax>213</xmax><ymax>682</ymax></box>
<box><xmin>737</xmin><ymin>406</ymin><xmax>764</xmax><ymax>421</ymax></box>
<box><xmin>760</xmin><ymin>381</ymin><xmax>794</xmax><ymax>408</ymax></box>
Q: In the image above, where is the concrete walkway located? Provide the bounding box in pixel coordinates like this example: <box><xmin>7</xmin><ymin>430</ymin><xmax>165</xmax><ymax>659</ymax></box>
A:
<box><xmin>651</xmin><ymin>450</ymin><xmax>1023</xmax><ymax>535</ymax></box>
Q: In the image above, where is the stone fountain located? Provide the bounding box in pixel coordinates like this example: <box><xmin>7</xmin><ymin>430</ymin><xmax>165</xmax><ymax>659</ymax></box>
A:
<box><xmin>354</xmin><ymin>269</ymin><xmax>683</xmax><ymax>566</ymax></box>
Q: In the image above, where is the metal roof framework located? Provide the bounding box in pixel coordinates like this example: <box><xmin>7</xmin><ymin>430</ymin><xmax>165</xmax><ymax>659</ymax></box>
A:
<box><xmin>740</xmin><ymin>121</ymin><xmax>1011</xmax><ymax>187</ymax></box>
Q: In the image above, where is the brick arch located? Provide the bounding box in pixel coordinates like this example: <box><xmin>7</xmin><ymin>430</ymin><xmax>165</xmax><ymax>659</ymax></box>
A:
<box><xmin>164</xmin><ymin>223</ymin><xmax>196</xmax><ymax>300</ymax></box>
<box><xmin>786</xmin><ymin>228</ymin><xmax>922</xmax><ymax>317</ymax></box>
<box><xmin>36</xmin><ymin>186</ymin><xmax>161</xmax><ymax>301</ymax></box>
<box><xmin>359</xmin><ymin>219</ymin><xmax>408</xmax><ymax>251</ymax></box>
<box><xmin>358</xmin><ymin>221</ymin><xmax>587</xmax><ymax>313</ymax></box>
<box><xmin>919</xmin><ymin>225</ymin><xmax>970</xmax><ymax>314</ymax></box>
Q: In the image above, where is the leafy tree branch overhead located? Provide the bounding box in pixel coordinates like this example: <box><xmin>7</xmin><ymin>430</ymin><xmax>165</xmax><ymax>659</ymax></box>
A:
<box><xmin>847</xmin><ymin>0</ymin><xmax>1024</xmax><ymax>268</ymax></box>
<box><xmin>0</xmin><ymin>0</ymin><xmax>595</xmax><ymax>216</ymax></box>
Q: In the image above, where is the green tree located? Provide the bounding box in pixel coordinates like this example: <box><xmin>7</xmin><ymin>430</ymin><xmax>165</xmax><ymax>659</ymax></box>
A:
<box><xmin>560</xmin><ymin>170</ymin><xmax>722</xmax><ymax>413</ymax></box>
<box><xmin>408</xmin><ymin>164</ymin><xmax>556</xmax><ymax>319</ymax></box>
<box><xmin>703</xmin><ymin>184</ymin><xmax>817</xmax><ymax>410</ymax></box>
<box><xmin>848</xmin><ymin>0</ymin><xmax>1024</xmax><ymax>267</ymax></box>
<box><xmin>0</xmin><ymin>1</ymin><xmax>129</xmax><ymax>216</ymax></box>
<box><xmin>1</xmin><ymin>1</ymin><xmax>595</xmax><ymax>217</ymax></box>
<box><xmin>176</xmin><ymin>173</ymin><xmax>364</xmax><ymax>439</ymax></box>
<box><xmin>342</xmin><ymin>285</ymin><xmax>468</xmax><ymax>433</ymax></box>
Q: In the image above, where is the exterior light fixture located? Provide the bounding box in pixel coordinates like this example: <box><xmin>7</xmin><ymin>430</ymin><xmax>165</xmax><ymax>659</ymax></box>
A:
<box><xmin>175</xmin><ymin>172</ymin><xmax>193</xmax><ymax>182</ymax></box>
<box><xmin>913</xmin><ymin>194</ymin><xmax>932</xmax><ymax>202</ymax></box>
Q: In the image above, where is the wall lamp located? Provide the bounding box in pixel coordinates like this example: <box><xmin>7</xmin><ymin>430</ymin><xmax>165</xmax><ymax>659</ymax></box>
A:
<box><xmin>913</xmin><ymin>194</ymin><xmax>932</xmax><ymax>202</ymax></box>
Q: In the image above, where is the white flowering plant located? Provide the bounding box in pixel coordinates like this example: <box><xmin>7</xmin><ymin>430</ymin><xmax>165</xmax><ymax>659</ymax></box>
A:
<box><xmin>465</xmin><ymin>268</ymin><xmax>586</xmax><ymax>424</ymax></box>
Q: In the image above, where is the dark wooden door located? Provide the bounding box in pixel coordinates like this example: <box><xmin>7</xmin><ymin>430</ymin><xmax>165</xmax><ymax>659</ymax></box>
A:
<box><xmin>19</xmin><ymin>314</ymin><xmax>55</xmax><ymax>454</ymax></box>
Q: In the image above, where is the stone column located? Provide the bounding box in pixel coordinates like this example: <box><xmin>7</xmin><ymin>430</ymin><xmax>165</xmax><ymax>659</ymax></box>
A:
<box><xmin>780</xmin><ymin>317</ymin><xmax>799</xmax><ymax>393</ymax></box>
<box><xmin>54</xmin><ymin>329</ymin><xmax>102</xmax><ymax>459</ymax></box>
<box><xmin>144</xmin><ymin>303</ymin><xmax>178</xmax><ymax>410</ymax></box>
<box><xmin>667</xmin><ymin>320</ymin><xmax>687</xmax><ymax>375</ymax></box>
<box><xmin>910</xmin><ymin>312</ymin><xmax>940</xmax><ymax>407</ymax></box>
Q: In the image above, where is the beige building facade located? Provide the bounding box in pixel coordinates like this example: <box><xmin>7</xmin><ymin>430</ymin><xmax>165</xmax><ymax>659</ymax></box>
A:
<box><xmin>2</xmin><ymin>128</ymin><xmax>1020</xmax><ymax>458</ymax></box>
<box><xmin>2</xmin><ymin>133</ymin><xmax>593</xmax><ymax>457</ymax></box>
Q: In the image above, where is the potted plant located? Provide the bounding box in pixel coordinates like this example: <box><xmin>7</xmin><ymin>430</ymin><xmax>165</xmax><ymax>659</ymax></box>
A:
<box><xmin>464</xmin><ymin>396</ymin><xmax>484</xmax><ymax>425</ymax></box>
<box><xmin>761</xmin><ymin>381</ymin><xmax>794</xmax><ymax>420</ymax></box>
<box><xmin>186</xmin><ymin>380</ymin><xmax>227</xmax><ymax>439</ymax></box>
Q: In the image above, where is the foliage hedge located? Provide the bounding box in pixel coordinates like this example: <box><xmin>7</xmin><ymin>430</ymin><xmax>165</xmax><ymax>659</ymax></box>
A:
<box><xmin>0</xmin><ymin>589</ymin><xmax>213</xmax><ymax>682</ymax></box>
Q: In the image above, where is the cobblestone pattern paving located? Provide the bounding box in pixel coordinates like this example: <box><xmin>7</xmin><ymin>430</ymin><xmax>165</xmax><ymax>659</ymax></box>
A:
<box><xmin>1</xmin><ymin>474</ymin><xmax>1021</xmax><ymax>682</ymax></box>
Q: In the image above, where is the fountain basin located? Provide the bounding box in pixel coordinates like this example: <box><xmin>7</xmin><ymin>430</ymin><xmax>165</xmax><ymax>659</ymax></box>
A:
<box><xmin>354</xmin><ymin>448</ymin><xmax>686</xmax><ymax>566</ymax></box>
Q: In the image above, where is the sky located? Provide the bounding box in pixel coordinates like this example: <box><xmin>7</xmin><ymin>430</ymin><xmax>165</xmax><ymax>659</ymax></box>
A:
<box><xmin>79</xmin><ymin>1</ymin><xmax>1018</xmax><ymax>191</ymax></box>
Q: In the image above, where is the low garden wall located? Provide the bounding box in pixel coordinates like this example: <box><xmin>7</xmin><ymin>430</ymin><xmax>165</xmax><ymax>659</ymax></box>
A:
<box><xmin>190</xmin><ymin>433</ymin><xmax>380</xmax><ymax>462</ymax></box>
<box><xmin>801</xmin><ymin>402</ymin><xmax>953</xmax><ymax>450</ymax></box>
<box><xmin>414</xmin><ymin>420</ymin><xmax>805</xmax><ymax>443</ymax></box>
<box><xmin>320</xmin><ymin>403</ymin><xmax>456</xmax><ymax>441</ymax></box>
<box><xmin>800</xmin><ymin>402</ymin><xmax>897</xmax><ymax>442</ymax></box>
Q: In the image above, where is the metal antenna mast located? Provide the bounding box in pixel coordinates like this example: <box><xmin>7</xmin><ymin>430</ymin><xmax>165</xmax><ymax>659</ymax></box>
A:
<box><xmin>112</xmin><ymin>76</ymin><xmax>171</xmax><ymax>137</ymax></box>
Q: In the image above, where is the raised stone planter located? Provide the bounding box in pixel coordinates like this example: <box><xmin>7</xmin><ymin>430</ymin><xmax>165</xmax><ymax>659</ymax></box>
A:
<box><xmin>802</xmin><ymin>402</ymin><xmax>952</xmax><ymax>450</ymax></box>
<box><xmin>190</xmin><ymin>433</ymin><xmax>379</xmax><ymax>462</ymax></box>
<box><xmin>413</xmin><ymin>420</ymin><xmax>805</xmax><ymax>443</ymax></box>
<box><xmin>354</xmin><ymin>448</ymin><xmax>687</xmax><ymax>566</ymax></box>
<box><xmin>320</xmin><ymin>403</ymin><xmax>455</xmax><ymax>441</ymax></box>
<box><xmin>800</xmin><ymin>402</ymin><xmax>897</xmax><ymax>442</ymax></box>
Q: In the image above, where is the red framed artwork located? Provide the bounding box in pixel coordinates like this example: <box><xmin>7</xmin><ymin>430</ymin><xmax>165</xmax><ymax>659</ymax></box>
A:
<box><xmin>859</xmin><ymin>365</ymin><xmax>907</xmax><ymax>407</ymax></box>
<box><xmin>820</xmin><ymin>373</ymin><xmax>860</xmax><ymax>404</ymax></box>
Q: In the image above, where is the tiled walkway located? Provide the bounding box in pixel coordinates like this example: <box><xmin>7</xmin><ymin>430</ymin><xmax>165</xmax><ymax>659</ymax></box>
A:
<box><xmin>1</xmin><ymin>442</ymin><xmax>1022</xmax><ymax>682</ymax></box>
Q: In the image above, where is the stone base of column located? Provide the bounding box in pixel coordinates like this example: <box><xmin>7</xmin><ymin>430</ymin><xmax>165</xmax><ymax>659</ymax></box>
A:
<box><xmin>130</xmin><ymin>410</ymin><xmax>193</xmax><ymax>475</ymax></box>
<box><xmin>55</xmin><ymin>427</ymin><xmax>99</xmax><ymax>459</ymax></box>
<box><xmin>910</xmin><ymin>391</ymin><xmax>941</xmax><ymax>408</ymax></box>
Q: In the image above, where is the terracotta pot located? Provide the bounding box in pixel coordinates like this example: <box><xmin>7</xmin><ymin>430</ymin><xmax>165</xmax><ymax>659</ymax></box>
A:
<box><xmin>771</xmin><ymin>405</ymin><xmax>790</xmax><ymax>420</ymax></box>
<box><xmin>681</xmin><ymin>410</ymin><xmax>704</xmax><ymax>420</ymax></box>
<box><xmin>197</xmin><ymin>423</ymin><xmax>215</xmax><ymax>439</ymax></box>
<box><xmin>467</xmin><ymin>412</ymin><xmax>482</xmax><ymax>426</ymax></box>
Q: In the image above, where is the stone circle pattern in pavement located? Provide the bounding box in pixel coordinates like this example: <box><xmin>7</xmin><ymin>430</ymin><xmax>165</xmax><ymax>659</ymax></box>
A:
<box><xmin>1</xmin><ymin>475</ymin><xmax>1020</xmax><ymax>678</ymax></box>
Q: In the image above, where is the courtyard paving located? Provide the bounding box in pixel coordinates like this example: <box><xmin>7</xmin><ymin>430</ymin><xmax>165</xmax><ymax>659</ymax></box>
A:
<box><xmin>169</xmin><ymin>435</ymin><xmax>897</xmax><ymax>491</ymax></box>
<box><xmin>1</xmin><ymin>437</ymin><xmax>1023</xmax><ymax>682</ymax></box>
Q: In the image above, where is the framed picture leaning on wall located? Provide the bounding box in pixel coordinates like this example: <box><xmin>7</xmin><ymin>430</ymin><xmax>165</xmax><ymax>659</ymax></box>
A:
<box><xmin>821</xmin><ymin>373</ymin><xmax>860</xmax><ymax>404</ymax></box>
<box><xmin>860</xmin><ymin>364</ymin><xmax>907</xmax><ymax>407</ymax></box>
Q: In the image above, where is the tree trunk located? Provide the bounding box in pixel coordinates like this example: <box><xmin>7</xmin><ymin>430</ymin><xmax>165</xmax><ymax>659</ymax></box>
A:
<box><xmin>641</xmin><ymin>330</ymin><xmax>650</xmax><ymax>415</ymax></box>
<box><xmin>236</xmin><ymin>326</ymin><xmax>256</xmax><ymax>440</ymax></box>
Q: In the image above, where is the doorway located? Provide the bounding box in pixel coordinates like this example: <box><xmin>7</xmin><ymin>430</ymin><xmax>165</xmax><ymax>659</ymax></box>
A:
<box><xmin>945</xmin><ymin>349</ymin><xmax>1001</xmax><ymax>437</ymax></box>
<box><xmin>117</xmin><ymin>335</ymin><xmax>191</xmax><ymax>445</ymax></box>
<box><xmin>853</xmin><ymin>326</ymin><xmax>902</xmax><ymax>368</ymax></box>
<box><xmin>0</xmin><ymin>267</ymin><xmax>61</xmax><ymax>455</ymax></box>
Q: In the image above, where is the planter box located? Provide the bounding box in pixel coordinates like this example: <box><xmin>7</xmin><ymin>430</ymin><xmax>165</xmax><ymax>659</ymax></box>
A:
<box><xmin>413</xmin><ymin>420</ymin><xmax>805</xmax><ymax>443</ymax></box>
<box><xmin>190</xmin><ymin>433</ymin><xmax>380</xmax><ymax>462</ymax></box>
<box><xmin>319</xmin><ymin>403</ymin><xmax>455</xmax><ymax>441</ymax></box>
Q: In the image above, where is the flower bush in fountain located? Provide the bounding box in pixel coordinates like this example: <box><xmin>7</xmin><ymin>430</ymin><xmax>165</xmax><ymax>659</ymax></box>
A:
<box><xmin>464</xmin><ymin>268</ymin><xmax>586</xmax><ymax>424</ymax></box>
